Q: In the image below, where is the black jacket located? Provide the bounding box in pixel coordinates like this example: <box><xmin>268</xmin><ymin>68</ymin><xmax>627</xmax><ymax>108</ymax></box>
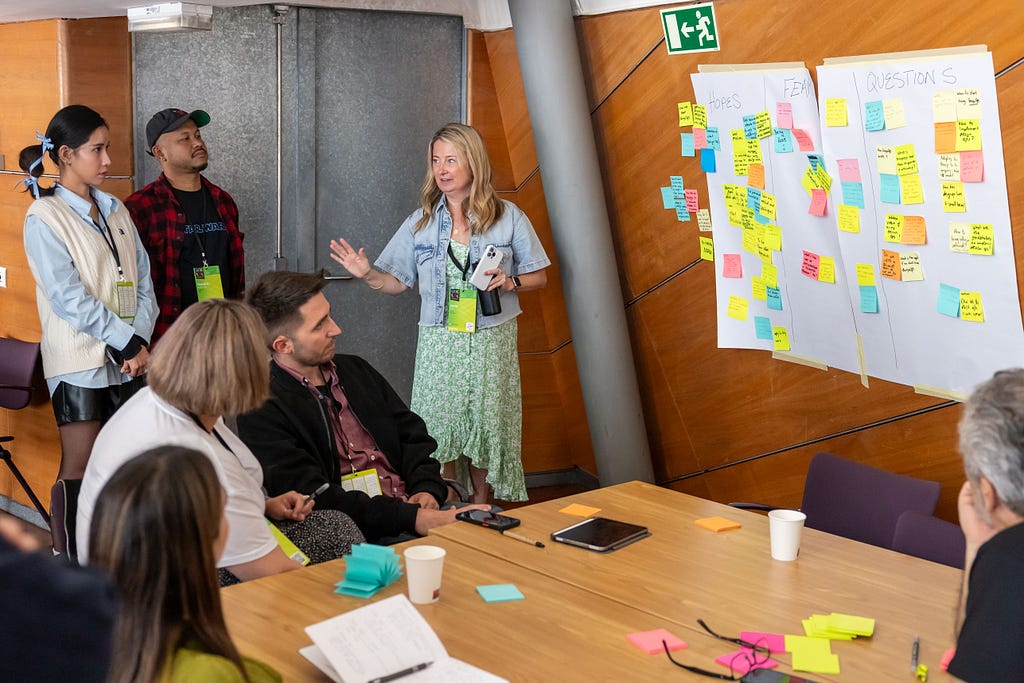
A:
<box><xmin>237</xmin><ymin>354</ymin><xmax>446</xmax><ymax>540</ymax></box>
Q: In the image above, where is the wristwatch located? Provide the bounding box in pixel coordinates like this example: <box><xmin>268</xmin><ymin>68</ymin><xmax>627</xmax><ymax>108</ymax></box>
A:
<box><xmin>511</xmin><ymin>275</ymin><xmax>522</xmax><ymax>291</ymax></box>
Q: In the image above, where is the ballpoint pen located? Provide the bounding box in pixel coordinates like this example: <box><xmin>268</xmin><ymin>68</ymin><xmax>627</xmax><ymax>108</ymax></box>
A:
<box><xmin>503</xmin><ymin>530</ymin><xmax>545</xmax><ymax>547</ymax></box>
<box><xmin>304</xmin><ymin>482</ymin><xmax>329</xmax><ymax>505</ymax></box>
<box><xmin>911</xmin><ymin>635</ymin><xmax>920</xmax><ymax>672</ymax></box>
<box><xmin>368</xmin><ymin>661</ymin><xmax>432</xmax><ymax>683</ymax></box>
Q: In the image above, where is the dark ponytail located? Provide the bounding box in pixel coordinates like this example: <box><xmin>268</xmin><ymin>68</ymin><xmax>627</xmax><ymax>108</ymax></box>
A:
<box><xmin>18</xmin><ymin>104</ymin><xmax>108</xmax><ymax>198</ymax></box>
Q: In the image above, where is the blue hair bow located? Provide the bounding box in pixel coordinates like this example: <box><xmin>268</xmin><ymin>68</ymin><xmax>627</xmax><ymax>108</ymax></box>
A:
<box><xmin>17</xmin><ymin>132</ymin><xmax>53</xmax><ymax>199</ymax></box>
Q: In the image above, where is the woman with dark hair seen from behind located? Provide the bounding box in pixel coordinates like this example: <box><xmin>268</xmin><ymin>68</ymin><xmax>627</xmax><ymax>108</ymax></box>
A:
<box><xmin>19</xmin><ymin>105</ymin><xmax>157</xmax><ymax>519</ymax></box>
<box><xmin>90</xmin><ymin>445</ymin><xmax>280</xmax><ymax>682</ymax></box>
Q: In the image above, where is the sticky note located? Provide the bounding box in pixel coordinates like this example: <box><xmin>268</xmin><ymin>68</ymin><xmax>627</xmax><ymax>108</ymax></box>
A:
<box><xmin>684</xmin><ymin>188</ymin><xmax>699</xmax><ymax>213</ymax></box>
<box><xmin>743</xmin><ymin>114</ymin><xmax>758</xmax><ymax>139</ymax></box>
<box><xmin>714</xmin><ymin>651</ymin><xmax>779</xmax><ymax>675</ymax></box>
<box><xmin>754</xmin><ymin>316</ymin><xmax>773</xmax><ymax>340</ymax></box>
<box><xmin>818</xmin><ymin>256</ymin><xmax>835</xmax><ymax>284</ymax></box>
<box><xmin>895</xmin><ymin>144</ymin><xmax>918</xmax><ymax>176</ymax></box>
<box><xmin>773</xmin><ymin>127</ymin><xmax>794</xmax><ymax>153</ymax></box>
<box><xmin>697</xmin><ymin>208</ymin><xmax>712</xmax><ymax>231</ymax></box>
<box><xmin>860</xmin><ymin>285</ymin><xmax>878</xmax><ymax>313</ymax></box>
<box><xmin>803</xmin><ymin>617</ymin><xmax>856</xmax><ymax>640</ymax></box>
<box><xmin>559</xmin><ymin>503</ymin><xmax>600</xmax><ymax>517</ymax></box>
<box><xmin>837</xmin><ymin>204</ymin><xmax>860</xmax><ymax>233</ymax></box>
<box><xmin>785</xmin><ymin>636</ymin><xmax>840</xmax><ymax>675</ymax></box>
<box><xmin>628</xmin><ymin>629</ymin><xmax>687</xmax><ymax>655</ymax></box>
<box><xmin>660</xmin><ymin>187</ymin><xmax>675</xmax><ymax>209</ymax></box>
<box><xmin>762</xmin><ymin>262</ymin><xmax>778</xmax><ymax>288</ymax></box>
<box><xmin>670</xmin><ymin>176</ymin><xmax>684</xmax><ymax>197</ymax></box>
<box><xmin>941</xmin><ymin>181</ymin><xmax>966</xmax><ymax>212</ymax></box>
<box><xmin>968</xmin><ymin>223</ymin><xmax>994</xmax><ymax>255</ymax></box>
<box><xmin>681</xmin><ymin>133</ymin><xmax>696</xmax><ymax>157</ymax></box>
<box><xmin>706</xmin><ymin>127</ymin><xmax>721</xmax><ymax>151</ymax></box>
<box><xmin>900</xmin><ymin>252</ymin><xmax>924</xmax><ymax>281</ymax></box>
<box><xmin>813</xmin><ymin>165</ymin><xmax>832</xmax><ymax>192</ymax></box>
<box><xmin>864</xmin><ymin>100</ymin><xmax>885</xmax><ymax>131</ymax></box>
<box><xmin>841</xmin><ymin>182</ymin><xmax>865</xmax><ymax>209</ymax></box>
<box><xmin>876</xmin><ymin>145</ymin><xmax>897</xmax><ymax>174</ymax></box>
<box><xmin>723</xmin><ymin>253</ymin><xmax>742</xmax><ymax>278</ymax></box>
<box><xmin>741</xmin><ymin>632</ymin><xmax>787</xmax><ymax>654</ymax></box>
<box><xmin>747</xmin><ymin>186</ymin><xmax>762</xmax><ymax>211</ymax></box>
<box><xmin>733</xmin><ymin>146</ymin><xmax>750</xmax><ymax>176</ymax></box>
<box><xmin>801</xmin><ymin>250</ymin><xmax>820</xmax><ymax>279</ymax></box>
<box><xmin>755</xmin><ymin>110</ymin><xmax>772</xmax><ymax>139</ymax></box>
<box><xmin>802</xmin><ymin>167</ymin><xmax>819</xmax><ymax>194</ymax></box>
<box><xmin>700</xmin><ymin>148</ymin><xmax>717</xmax><ymax>172</ymax></box>
<box><xmin>674</xmin><ymin>199</ymin><xmax>690</xmax><ymax>222</ymax></box>
<box><xmin>883</xmin><ymin>97</ymin><xmax>906</xmax><ymax>128</ymax></box>
<box><xmin>766</xmin><ymin>286</ymin><xmax>782</xmax><ymax>311</ymax></box>
<box><xmin>808</xmin><ymin>189</ymin><xmax>827</xmax><ymax>216</ymax></box>
<box><xmin>880</xmin><ymin>249</ymin><xmax>901</xmax><ymax>280</ymax></box>
<box><xmin>727</xmin><ymin>295</ymin><xmax>749</xmax><ymax>321</ymax></box>
<box><xmin>836</xmin><ymin>158</ymin><xmax>861</xmax><ymax>183</ymax></box>
<box><xmin>759</xmin><ymin>192</ymin><xmax>776</xmax><ymax>220</ymax></box>
<box><xmin>476</xmin><ymin>584</ymin><xmax>524</xmax><ymax>602</ymax></box>
<box><xmin>807</xmin><ymin>153</ymin><xmax>824</xmax><ymax>171</ymax></box>
<box><xmin>902</xmin><ymin>215</ymin><xmax>927</xmax><ymax>244</ymax></box>
<box><xmin>933</xmin><ymin>90</ymin><xmax>957</xmax><ymax>123</ymax></box>
<box><xmin>751</xmin><ymin>276</ymin><xmax>767</xmax><ymax>301</ymax></box>
<box><xmin>937</xmin><ymin>283</ymin><xmax>961</xmax><ymax>317</ymax></box>
<box><xmin>956</xmin><ymin>88</ymin><xmax>982</xmax><ymax>119</ymax></box>
<box><xmin>748</xmin><ymin>163</ymin><xmax>765</xmax><ymax>190</ymax></box>
<box><xmin>699</xmin><ymin>236</ymin><xmax>714</xmax><ymax>261</ymax></box>
<box><xmin>772</xmin><ymin>327</ymin><xmax>790</xmax><ymax>351</ymax></box>
<box><xmin>883</xmin><ymin>213</ymin><xmax>904</xmax><ymax>242</ymax></box>
<box><xmin>757</xmin><ymin>234</ymin><xmax>772</xmax><ymax>263</ymax></box>
<box><xmin>776</xmin><ymin>102</ymin><xmax>793</xmax><ymax>129</ymax></box>
<box><xmin>827</xmin><ymin>613</ymin><xmax>875</xmax><ymax>637</ymax></box>
<box><xmin>949</xmin><ymin>222</ymin><xmax>970</xmax><ymax>253</ymax></box>
<box><xmin>746</xmin><ymin>141</ymin><xmax>763</xmax><ymax>165</ymax></box>
<box><xmin>938</xmin><ymin>153</ymin><xmax>960</xmax><ymax>181</ymax></box>
<box><xmin>677</xmin><ymin>101</ymin><xmax>694</xmax><ymax>127</ymax></box>
<box><xmin>742</xmin><ymin>225</ymin><xmax>757</xmax><ymax>254</ymax></box>
<box><xmin>792</xmin><ymin>129</ymin><xmax>814</xmax><ymax>151</ymax></box>
<box><xmin>856</xmin><ymin>263</ymin><xmax>876</xmax><ymax>287</ymax></box>
<box><xmin>693</xmin><ymin>104</ymin><xmax>708</xmax><ymax>129</ymax></box>
<box><xmin>693</xmin><ymin>127</ymin><xmax>707</xmax><ymax>149</ymax></box>
<box><xmin>825</xmin><ymin>98</ymin><xmax>848</xmax><ymax>126</ymax></box>
<box><xmin>934</xmin><ymin>122</ymin><xmax>957</xmax><ymax>154</ymax></box>
<box><xmin>960</xmin><ymin>291</ymin><xmax>984</xmax><ymax>322</ymax></box>
<box><xmin>695</xmin><ymin>516</ymin><xmax>742</xmax><ymax>533</ymax></box>
<box><xmin>763</xmin><ymin>225</ymin><xmax>782</xmax><ymax>252</ymax></box>
<box><xmin>900</xmin><ymin>174</ymin><xmax>924</xmax><ymax>205</ymax></box>
<box><xmin>960</xmin><ymin>150</ymin><xmax>984</xmax><ymax>182</ymax></box>
<box><xmin>879</xmin><ymin>173</ymin><xmax>901</xmax><ymax>204</ymax></box>
<box><xmin>956</xmin><ymin>119</ymin><xmax>982</xmax><ymax>151</ymax></box>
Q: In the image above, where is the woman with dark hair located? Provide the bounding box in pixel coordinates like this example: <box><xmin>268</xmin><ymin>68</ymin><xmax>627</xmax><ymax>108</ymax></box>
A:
<box><xmin>89</xmin><ymin>445</ymin><xmax>280</xmax><ymax>682</ymax></box>
<box><xmin>20</xmin><ymin>104</ymin><xmax>157</xmax><ymax>491</ymax></box>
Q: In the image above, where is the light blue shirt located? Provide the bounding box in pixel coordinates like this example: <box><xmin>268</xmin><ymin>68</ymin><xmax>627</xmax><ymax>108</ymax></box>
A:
<box><xmin>23</xmin><ymin>184</ymin><xmax>158</xmax><ymax>394</ymax></box>
<box><xmin>375</xmin><ymin>197</ymin><xmax>550</xmax><ymax>329</ymax></box>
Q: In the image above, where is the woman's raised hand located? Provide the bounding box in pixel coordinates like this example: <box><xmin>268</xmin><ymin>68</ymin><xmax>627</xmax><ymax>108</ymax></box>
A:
<box><xmin>329</xmin><ymin>237</ymin><xmax>372</xmax><ymax>278</ymax></box>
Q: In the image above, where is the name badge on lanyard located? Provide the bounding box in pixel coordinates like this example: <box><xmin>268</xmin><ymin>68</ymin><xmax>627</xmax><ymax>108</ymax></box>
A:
<box><xmin>194</xmin><ymin>265</ymin><xmax>225</xmax><ymax>300</ymax></box>
<box><xmin>92</xmin><ymin>198</ymin><xmax>137</xmax><ymax>321</ymax></box>
<box><xmin>446</xmin><ymin>243</ymin><xmax>477</xmax><ymax>333</ymax></box>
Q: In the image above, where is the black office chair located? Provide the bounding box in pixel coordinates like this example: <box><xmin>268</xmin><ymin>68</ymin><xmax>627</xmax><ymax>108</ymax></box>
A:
<box><xmin>0</xmin><ymin>337</ymin><xmax>50</xmax><ymax>525</ymax></box>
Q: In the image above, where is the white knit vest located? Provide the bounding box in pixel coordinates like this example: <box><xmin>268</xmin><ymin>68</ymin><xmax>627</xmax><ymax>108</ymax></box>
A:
<box><xmin>25</xmin><ymin>195</ymin><xmax>141</xmax><ymax>379</ymax></box>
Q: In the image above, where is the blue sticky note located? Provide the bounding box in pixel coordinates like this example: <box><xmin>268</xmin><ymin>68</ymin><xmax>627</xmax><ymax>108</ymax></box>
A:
<box><xmin>670</xmin><ymin>175</ymin><xmax>685</xmax><ymax>198</ymax></box>
<box><xmin>860</xmin><ymin>285</ymin><xmax>879</xmax><ymax>313</ymax></box>
<box><xmin>754</xmin><ymin>212</ymin><xmax>770</xmax><ymax>224</ymax></box>
<box><xmin>477</xmin><ymin>584</ymin><xmax>525</xmax><ymax>603</ymax></box>
<box><xmin>681</xmin><ymin>133</ymin><xmax>696</xmax><ymax>157</ymax></box>
<box><xmin>879</xmin><ymin>174</ymin><xmax>901</xmax><ymax>204</ymax></box>
<box><xmin>661</xmin><ymin>187</ymin><xmax>675</xmax><ymax>209</ymax></box>
<box><xmin>767</xmin><ymin>287</ymin><xmax>783</xmax><ymax>311</ymax></box>
<box><xmin>864</xmin><ymin>100</ymin><xmax>885</xmax><ymax>132</ymax></box>
<box><xmin>743</xmin><ymin>115</ymin><xmax>758</xmax><ymax>139</ymax></box>
<box><xmin>754</xmin><ymin>316</ymin><xmax>773</xmax><ymax>340</ymax></box>
<box><xmin>700</xmin><ymin>148</ymin><xmax>717</xmax><ymax>172</ymax></box>
<box><xmin>674</xmin><ymin>199</ymin><xmax>690</xmax><ymax>222</ymax></box>
<box><xmin>746</xmin><ymin>187</ymin><xmax>762</xmax><ymax>211</ymax></box>
<box><xmin>841</xmin><ymin>181</ymin><xmax>865</xmax><ymax>209</ymax></box>
<box><xmin>807</xmin><ymin>154</ymin><xmax>824</xmax><ymax>171</ymax></box>
<box><xmin>773</xmin><ymin>128</ymin><xmax>793</xmax><ymax>153</ymax></box>
<box><xmin>706</xmin><ymin>127</ymin><xmax>721</xmax><ymax>151</ymax></box>
<box><xmin>938</xmin><ymin>283</ymin><xmax>961</xmax><ymax>317</ymax></box>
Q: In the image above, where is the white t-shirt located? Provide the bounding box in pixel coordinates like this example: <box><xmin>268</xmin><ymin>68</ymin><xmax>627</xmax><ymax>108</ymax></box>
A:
<box><xmin>77</xmin><ymin>387</ymin><xmax>278</xmax><ymax>568</ymax></box>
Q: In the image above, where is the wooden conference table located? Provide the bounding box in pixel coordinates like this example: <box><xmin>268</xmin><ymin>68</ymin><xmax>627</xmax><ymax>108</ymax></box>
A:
<box><xmin>223</xmin><ymin>481</ymin><xmax>963</xmax><ymax>681</ymax></box>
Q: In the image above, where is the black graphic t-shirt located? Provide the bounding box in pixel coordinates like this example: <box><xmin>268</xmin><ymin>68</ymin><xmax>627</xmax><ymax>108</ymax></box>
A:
<box><xmin>173</xmin><ymin>186</ymin><xmax>233</xmax><ymax>308</ymax></box>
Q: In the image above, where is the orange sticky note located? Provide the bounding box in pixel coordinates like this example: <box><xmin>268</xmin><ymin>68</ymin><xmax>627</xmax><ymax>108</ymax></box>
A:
<box><xmin>559</xmin><ymin>503</ymin><xmax>600</xmax><ymax>517</ymax></box>
<box><xmin>695</xmin><ymin>517</ymin><xmax>742</xmax><ymax>533</ymax></box>
<box><xmin>902</xmin><ymin>215</ymin><xmax>927</xmax><ymax>245</ymax></box>
<box><xmin>748</xmin><ymin>163</ymin><xmax>766</xmax><ymax>190</ymax></box>
<box><xmin>934</xmin><ymin>122</ymin><xmax>957</xmax><ymax>154</ymax></box>
<box><xmin>880</xmin><ymin>249</ymin><xmax>902</xmax><ymax>280</ymax></box>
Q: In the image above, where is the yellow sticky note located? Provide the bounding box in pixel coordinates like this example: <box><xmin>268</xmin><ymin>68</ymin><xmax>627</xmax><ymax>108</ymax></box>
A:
<box><xmin>900</xmin><ymin>252</ymin><xmax>924</xmax><ymax>281</ymax></box>
<box><xmin>733</xmin><ymin>141</ymin><xmax>750</xmax><ymax>176</ymax></box>
<box><xmin>960</xmin><ymin>291</ymin><xmax>985</xmax><ymax>322</ymax></box>
<box><xmin>883</xmin><ymin>213</ymin><xmax>904</xmax><ymax>242</ymax></box>
<box><xmin>895</xmin><ymin>143</ymin><xmax>918</xmax><ymax>176</ymax></box>
<box><xmin>827</xmin><ymin>613</ymin><xmax>876</xmax><ymax>637</ymax></box>
<box><xmin>786</xmin><ymin>636</ymin><xmax>841</xmax><ymax>675</ymax></box>
<box><xmin>837</xmin><ymin>204</ymin><xmax>860</xmax><ymax>233</ymax></box>
<box><xmin>949</xmin><ymin>222</ymin><xmax>970</xmax><ymax>253</ymax></box>
<box><xmin>759</xmin><ymin>192</ymin><xmax>777</xmax><ymax>220</ymax></box>
<box><xmin>902</xmin><ymin>215</ymin><xmax>927</xmax><ymax>245</ymax></box>
<box><xmin>968</xmin><ymin>223</ymin><xmax>994</xmax><ymax>255</ymax></box>
<box><xmin>825</xmin><ymin>98</ymin><xmax>848</xmax><ymax>126</ymax></box>
<box><xmin>956</xmin><ymin>88</ymin><xmax>982</xmax><ymax>119</ymax></box>
<box><xmin>693</xmin><ymin>103</ymin><xmax>708</xmax><ymax>129</ymax></box>
<box><xmin>900</xmin><ymin>173</ymin><xmax>925</xmax><ymax>205</ymax></box>
<box><xmin>751</xmin><ymin>276</ymin><xmax>767</xmax><ymax>300</ymax></box>
<box><xmin>742</xmin><ymin>208</ymin><xmax>757</xmax><ymax>231</ymax></box>
<box><xmin>818</xmin><ymin>256</ymin><xmax>835</xmax><ymax>283</ymax></box>
<box><xmin>764</xmin><ymin>224</ymin><xmax>782</xmax><ymax>251</ymax></box>
<box><xmin>956</xmin><ymin>119</ymin><xmax>982</xmax><ymax>151</ymax></box>
<box><xmin>880</xmin><ymin>249</ymin><xmax>901</xmax><ymax>280</ymax></box>
<box><xmin>883</xmin><ymin>97</ymin><xmax>906</xmax><ymax>128</ymax></box>
<box><xmin>695</xmin><ymin>516</ymin><xmax>742</xmax><ymax>533</ymax></box>
<box><xmin>559</xmin><ymin>503</ymin><xmax>600</xmax><ymax>517</ymax></box>
<box><xmin>932</xmin><ymin>90</ymin><xmax>957</xmax><ymax>123</ymax></box>
<box><xmin>762</xmin><ymin>262</ymin><xmax>778</xmax><ymax>288</ymax></box>
<box><xmin>755</xmin><ymin>110</ymin><xmax>772</xmax><ymax>139</ymax></box>
<box><xmin>741</xmin><ymin>225</ymin><xmax>757</xmax><ymax>254</ymax></box>
<box><xmin>876</xmin><ymin>145</ymin><xmax>897</xmax><ymax>175</ymax></box>
<box><xmin>746</xmin><ymin>140</ymin><xmax>763</xmax><ymax>165</ymax></box>
<box><xmin>772</xmin><ymin>326</ymin><xmax>790</xmax><ymax>351</ymax></box>
<box><xmin>814</xmin><ymin>166</ymin><xmax>833</xmax><ymax>192</ymax></box>
<box><xmin>941</xmin><ymin>181</ymin><xmax>966</xmax><ymax>212</ymax></box>
<box><xmin>727</xmin><ymin>295</ymin><xmax>749</xmax><ymax>321</ymax></box>
<box><xmin>757</xmin><ymin>235</ymin><xmax>772</xmax><ymax>263</ymax></box>
<box><xmin>677</xmin><ymin>101</ymin><xmax>694</xmax><ymax>127</ymax></box>
<box><xmin>802</xmin><ymin>167</ymin><xmax>819</xmax><ymax>194</ymax></box>
<box><xmin>804</xmin><ymin>616</ymin><xmax>856</xmax><ymax>640</ymax></box>
<box><xmin>723</xmin><ymin>184</ymin><xmax>743</xmax><ymax>208</ymax></box>
<box><xmin>699</xmin><ymin>236</ymin><xmax>714</xmax><ymax>261</ymax></box>
<box><xmin>938</xmin><ymin>153</ymin><xmax>960</xmax><ymax>181</ymax></box>
<box><xmin>856</xmin><ymin>263</ymin><xmax>876</xmax><ymax>287</ymax></box>
<box><xmin>731</xmin><ymin>129</ymin><xmax>746</xmax><ymax>142</ymax></box>
<box><xmin>727</xmin><ymin>205</ymin><xmax>743</xmax><ymax>227</ymax></box>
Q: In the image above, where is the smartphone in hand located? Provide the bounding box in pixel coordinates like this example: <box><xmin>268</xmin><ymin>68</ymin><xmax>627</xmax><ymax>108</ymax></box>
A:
<box><xmin>456</xmin><ymin>509</ymin><xmax>521</xmax><ymax>532</ymax></box>
<box><xmin>469</xmin><ymin>245</ymin><xmax>503</xmax><ymax>290</ymax></box>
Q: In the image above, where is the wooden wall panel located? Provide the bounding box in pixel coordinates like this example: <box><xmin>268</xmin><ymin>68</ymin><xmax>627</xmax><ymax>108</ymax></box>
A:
<box><xmin>482</xmin><ymin>30</ymin><xmax>537</xmax><ymax>188</ymax></box>
<box><xmin>574</xmin><ymin>6</ymin><xmax>664</xmax><ymax>108</ymax></box>
<box><xmin>467</xmin><ymin>30</ymin><xmax>515</xmax><ymax>191</ymax></box>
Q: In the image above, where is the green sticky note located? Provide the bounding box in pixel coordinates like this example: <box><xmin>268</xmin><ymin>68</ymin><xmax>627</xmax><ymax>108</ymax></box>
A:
<box><xmin>476</xmin><ymin>584</ymin><xmax>524</xmax><ymax>603</ymax></box>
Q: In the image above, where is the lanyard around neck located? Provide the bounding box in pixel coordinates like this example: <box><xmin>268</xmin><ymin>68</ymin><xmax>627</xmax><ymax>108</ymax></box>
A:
<box><xmin>447</xmin><ymin>243</ymin><xmax>470</xmax><ymax>282</ymax></box>
<box><xmin>84</xmin><ymin>195</ymin><xmax>125</xmax><ymax>281</ymax></box>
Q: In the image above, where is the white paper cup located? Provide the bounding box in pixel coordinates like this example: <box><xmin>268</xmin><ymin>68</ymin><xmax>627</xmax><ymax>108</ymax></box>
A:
<box><xmin>768</xmin><ymin>509</ymin><xmax>806</xmax><ymax>561</ymax></box>
<box><xmin>404</xmin><ymin>545</ymin><xmax>446</xmax><ymax>604</ymax></box>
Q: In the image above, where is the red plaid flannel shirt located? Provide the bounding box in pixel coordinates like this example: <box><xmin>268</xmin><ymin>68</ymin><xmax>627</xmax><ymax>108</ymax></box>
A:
<box><xmin>125</xmin><ymin>174</ymin><xmax>245</xmax><ymax>343</ymax></box>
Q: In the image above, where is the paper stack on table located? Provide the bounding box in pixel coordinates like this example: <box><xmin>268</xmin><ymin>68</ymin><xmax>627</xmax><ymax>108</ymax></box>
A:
<box><xmin>334</xmin><ymin>544</ymin><xmax>402</xmax><ymax>598</ymax></box>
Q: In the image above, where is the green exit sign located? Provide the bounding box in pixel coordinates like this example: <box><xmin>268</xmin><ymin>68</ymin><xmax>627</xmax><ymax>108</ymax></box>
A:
<box><xmin>661</xmin><ymin>3</ymin><xmax>720</xmax><ymax>55</ymax></box>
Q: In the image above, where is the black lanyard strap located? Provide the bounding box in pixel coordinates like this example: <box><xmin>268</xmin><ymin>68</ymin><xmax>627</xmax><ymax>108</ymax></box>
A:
<box><xmin>447</xmin><ymin>243</ymin><xmax>471</xmax><ymax>282</ymax></box>
<box><xmin>86</xmin><ymin>196</ymin><xmax>124</xmax><ymax>279</ymax></box>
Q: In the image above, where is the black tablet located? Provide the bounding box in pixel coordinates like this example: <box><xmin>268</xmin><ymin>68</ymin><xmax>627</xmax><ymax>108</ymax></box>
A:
<box><xmin>550</xmin><ymin>516</ymin><xmax>651</xmax><ymax>552</ymax></box>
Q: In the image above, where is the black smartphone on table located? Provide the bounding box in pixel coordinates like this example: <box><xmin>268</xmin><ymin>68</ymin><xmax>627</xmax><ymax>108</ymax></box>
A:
<box><xmin>455</xmin><ymin>509</ymin><xmax>521</xmax><ymax>532</ymax></box>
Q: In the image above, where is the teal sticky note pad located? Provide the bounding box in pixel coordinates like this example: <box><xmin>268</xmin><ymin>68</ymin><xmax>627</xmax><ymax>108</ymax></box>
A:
<box><xmin>681</xmin><ymin>133</ymin><xmax>696</xmax><ymax>157</ymax></box>
<box><xmin>773</xmin><ymin>127</ymin><xmax>793</xmax><ymax>153</ymax></box>
<box><xmin>766</xmin><ymin>287</ymin><xmax>783</xmax><ymax>311</ymax></box>
<box><xmin>864</xmin><ymin>100</ymin><xmax>885</xmax><ymax>131</ymax></box>
<box><xmin>706</xmin><ymin>127</ymin><xmax>721</xmax><ymax>151</ymax></box>
<box><xmin>700</xmin><ymin>148</ymin><xmax>717</xmax><ymax>172</ymax></box>
<box><xmin>807</xmin><ymin>154</ymin><xmax>824</xmax><ymax>171</ymax></box>
<box><xmin>754</xmin><ymin>212</ymin><xmax>770</xmax><ymax>225</ymax></box>
<box><xmin>938</xmin><ymin>283</ymin><xmax>961</xmax><ymax>317</ymax></box>
<box><xmin>754</xmin><ymin>316</ymin><xmax>773</xmax><ymax>340</ymax></box>
<box><xmin>860</xmin><ymin>285</ymin><xmax>879</xmax><ymax>313</ymax></box>
<box><xmin>743</xmin><ymin>115</ymin><xmax>758</xmax><ymax>139</ymax></box>
<box><xmin>477</xmin><ymin>584</ymin><xmax>525</xmax><ymax>603</ymax></box>
<box><xmin>841</xmin><ymin>181</ymin><xmax>865</xmax><ymax>209</ymax></box>
<box><xmin>670</xmin><ymin>175</ymin><xmax>685</xmax><ymax>197</ymax></box>
<box><xmin>879</xmin><ymin>174</ymin><xmax>901</xmax><ymax>204</ymax></box>
<box><xmin>661</xmin><ymin>187</ymin><xmax>675</xmax><ymax>209</ymax></box>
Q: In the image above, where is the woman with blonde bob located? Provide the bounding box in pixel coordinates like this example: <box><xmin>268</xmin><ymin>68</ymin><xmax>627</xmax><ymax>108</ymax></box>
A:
<box><xmin>90</xmin><ymin>446</ymin><xmax>280</xmax><ymax>682</ymax></box>
<box><xmin>330</xmin><ymin>123</ymin><xmax>550</xmax><ymax>503</ymax></box>
<box><xmin>78</xmin><ymin>298</ymin><xmax>363</xmax><ymax>581</ymax></box>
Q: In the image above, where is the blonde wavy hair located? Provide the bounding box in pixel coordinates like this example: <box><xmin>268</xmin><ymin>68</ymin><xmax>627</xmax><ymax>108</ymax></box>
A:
<box><xmin>414</xmin><ymin>123</ymin><xmax>504</xmax><ymax>234</ymax></box>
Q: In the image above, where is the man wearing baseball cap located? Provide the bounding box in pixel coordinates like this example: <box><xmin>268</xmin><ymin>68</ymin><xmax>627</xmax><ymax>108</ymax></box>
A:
<box><xmin>125</xmin><ymin>108</ymin><xmax>245</xmax><ymax>343</ymax></box>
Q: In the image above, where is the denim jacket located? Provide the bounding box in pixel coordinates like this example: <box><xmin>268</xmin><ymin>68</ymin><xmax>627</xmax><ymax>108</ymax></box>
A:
<box><xmin>375</xmin><ymin>197</ymin><xmax>550</xmax><ymax>329</ymax></box>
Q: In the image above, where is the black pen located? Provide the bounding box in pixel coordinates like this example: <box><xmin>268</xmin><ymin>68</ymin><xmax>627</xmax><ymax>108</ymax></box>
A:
<box><xmin>368</xmin><ymin>661</ymin><xmax>432</xmax><ymax>683</ymax></box>
<box><xmin>911</xmin><ymin>635</ymin><xmax>919</xmax><ymax>672</ymax></box>
<box><xmin>304</xmin><ymin>483</ymin><xmax>329</xmax><ymax>505</ymax></box>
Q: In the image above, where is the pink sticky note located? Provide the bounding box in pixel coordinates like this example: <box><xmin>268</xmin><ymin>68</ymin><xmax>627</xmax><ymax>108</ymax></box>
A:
<box><xmin>723</xmin><ymin>253</ymin><xmax>742</xmax><ymax>278</ymax></box>
<box><xmin>960</xmin><ymin>150</ymin><xmax>984</xmax><ymax>182</ymax></box>
<box><xmin>792</xmin><ymin>129</ymin><xmax>815</xmax><ymax>151</ymax></box>
<box><xmin>808</xmin><ymin>188</ymin><xmax>827</xmax><ymax>216</ymax></box>
<box><xmin>836</xmin><ymin>158</ymin><xmax>861</xmax><ymax>183</ymax></box>
<box><xmin>714</xmin><ymin>650</ymin><xmax>780</xmax><ymax>674</ymax></box>
<box><xmin>627</xmin><ymin>629</ymin><xmax>688</xmax><ymax>655</ymax></box>
<box><xmin>693</xmin><ymin>127</ymin><xmax>708</xmax><ymax>149</ymax></box>
<box><xmin>684</xmin><ymin>188</ymin><xmax>699</xmax><ymax>213</ymax></box>
<box><xmin>740</xmin><ymin>632</ymin><xmax>787</xmax><ymax>654</ymax></box>
<box><xmin>801</xmin><ymin>250</ymin><xmax>820</xmax><ymax>279</ymax></box>
<box><xmin>776</xmin><ymin>102</ymin><xmax>793</xmax><ymax>129</ymax></box>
